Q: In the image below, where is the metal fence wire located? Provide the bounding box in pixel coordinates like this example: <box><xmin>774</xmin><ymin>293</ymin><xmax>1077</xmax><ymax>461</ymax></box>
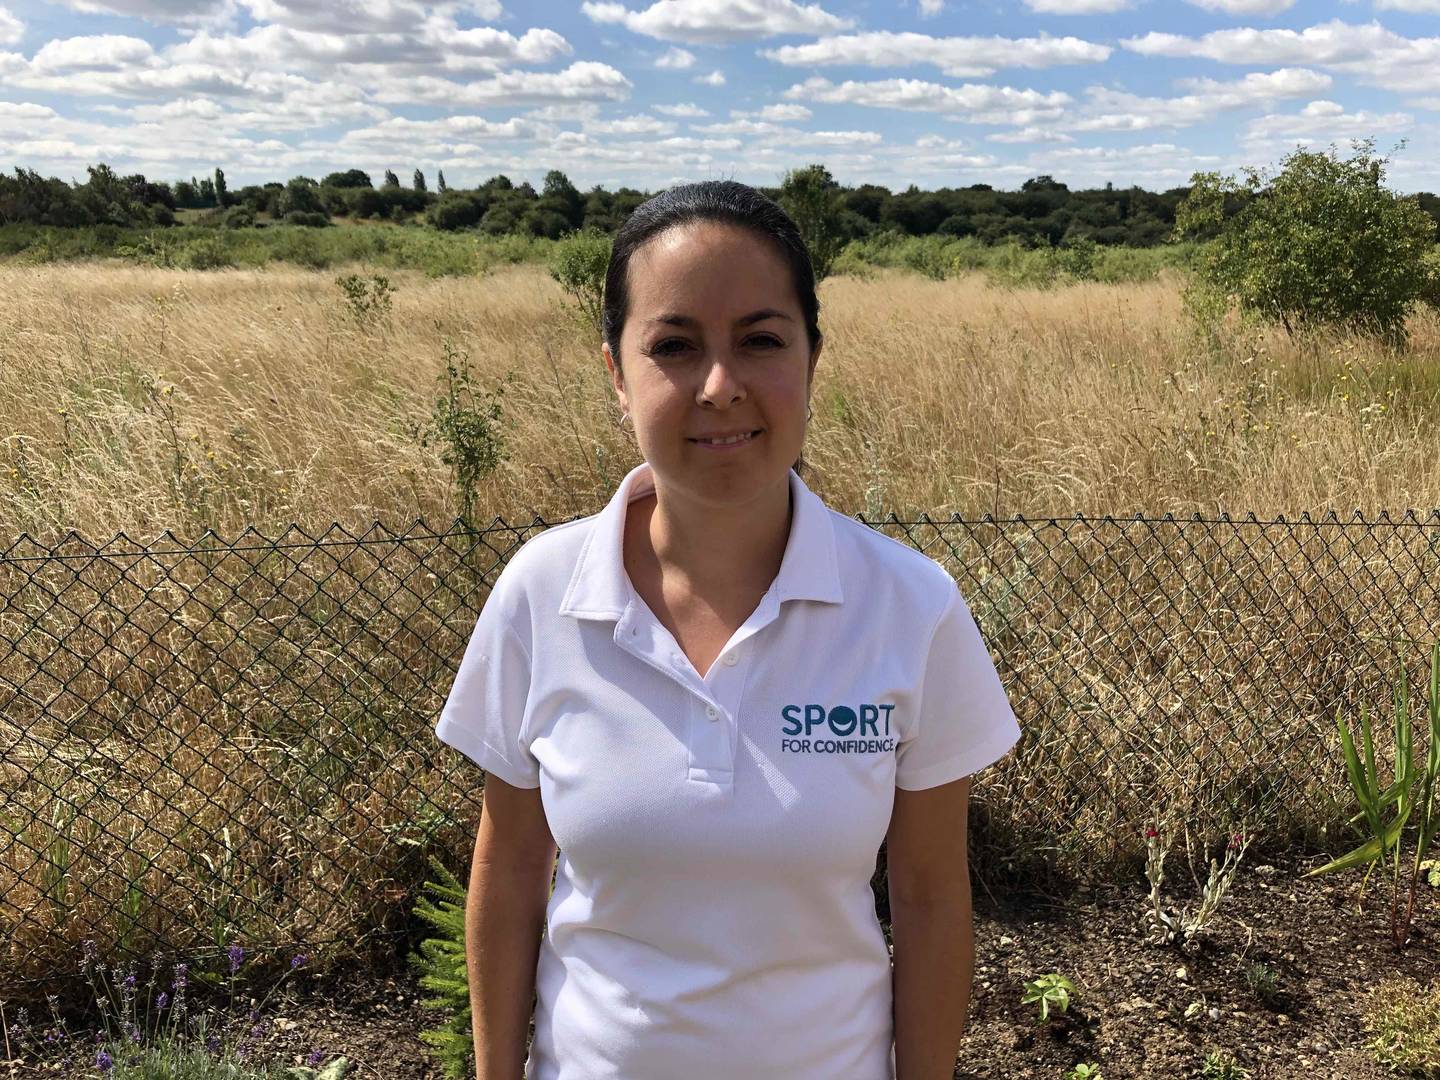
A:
<box><xmin>3</xmin><ymin>509</ymin><xmax>1439</xmax><ymax>991</ymax></box>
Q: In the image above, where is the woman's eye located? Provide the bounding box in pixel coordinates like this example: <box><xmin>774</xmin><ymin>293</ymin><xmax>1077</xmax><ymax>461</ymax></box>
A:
<box><xmin>747</xmin><ymin>334</ymin><xmax>784</xmax><ymax>349</ymax></box>
<box><xmin>650</xmin><ymin>339</ymin><xmax>690</xmax><ymax>356</ymax></box>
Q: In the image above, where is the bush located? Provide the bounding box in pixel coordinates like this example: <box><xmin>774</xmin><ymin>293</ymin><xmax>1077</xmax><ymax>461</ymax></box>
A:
<box><xmin>548</xmin><ymin>228</ymin><xmax>611</xmax><ymax>333</ymax></box>
<box><xmin>1175</xmin><ymin>139</ymin><xmax>1440</xmax><ymax>344</ymax></box>
<box><xmin>778</xmin><ymin>164</ymin><xmax>846</xmax><ymax>282</ymax></box>
<box><xmin>223</xmin><ymin>206</ymin><xmax>256</xmax><ymax>229</ymax></box>
<box><xmin>283</xmin><ymin>210</ymin><xmax>329</xmax><ymax>228</ymax></box>
<box><xmin>180</xmin><ymin>234</ymin><xmax>236</xmax><ymax>270</ymax></box>
<box><xmin>429</xmin><ymin>193</ymin><xmax>485</xmax><ymax>232</ymax></box>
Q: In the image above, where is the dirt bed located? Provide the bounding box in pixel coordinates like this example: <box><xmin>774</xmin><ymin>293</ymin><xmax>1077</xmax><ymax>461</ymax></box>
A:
<box><xmin>8</xmin><ymin>851</ymin><xmax>1435</xmax><ymax>1079</ymax></box>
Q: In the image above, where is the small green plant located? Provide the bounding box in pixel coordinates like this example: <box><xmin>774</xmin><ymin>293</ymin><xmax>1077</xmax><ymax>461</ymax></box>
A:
<box><xmin>1022</xmin><ymin>973</ymin><xmax>1077</xmax><ymax>1022</ymax></box>
<box><xmin>334</xmin><ymin>273</ymin><xmax>394</xmax><ymax>328</ymax></box>
<box><xmin>1303</xmin><ymin>638</ymin><xmax>1440</xmax><ymax>950</ymax></box>
<box><xmin>1200</xmin><ymin>1049</ymin><xmax>1252</xmax><ymax>1079</ymax></box>
<box><xmin>407</xmin><ymin>339</ymin><xmax>508</xmax><ymax>529</ymax></box>
<box><xmin>1064</xmin><ymin>1064</ymin><xmax>1104</xmax><ymax>1079</ymax></box>
<box><xmin>548</xmin><ymin>227</ymin><xmax>611</xmax><ymax>334</ymax></box>
<box><xmin>1361</xmin><ymin>975</ymin><xmax>1440</xmax><ymax>1077</ymax></box>
<box><xmin>1242</xmin><ymin>961</ymin><xmax>1281</xmax><ymax>1007</ymax></box>
<box><xmin>407</xmin><ymin>854</ymin><xmax>473</xmax><ymax>1080</ymax></box>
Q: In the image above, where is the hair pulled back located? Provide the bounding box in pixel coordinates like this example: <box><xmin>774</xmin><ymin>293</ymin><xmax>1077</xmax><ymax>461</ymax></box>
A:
<box><xmin>601</xmin><ymin>180</ymin><xmax>821</xmax><ymax>371</ymax></box>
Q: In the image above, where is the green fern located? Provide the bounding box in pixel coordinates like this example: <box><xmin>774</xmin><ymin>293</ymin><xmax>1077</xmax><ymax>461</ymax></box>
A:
<box><xmin>407</xmin><ymin>854</ymin><xmax>475</xmax><ymax>1080</ymax></box>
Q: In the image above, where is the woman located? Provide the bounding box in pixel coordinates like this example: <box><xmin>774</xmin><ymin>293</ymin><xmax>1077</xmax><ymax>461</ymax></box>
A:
<box><xmin>435</xmin><ymin>180</ymin><xmax>1021</xmax><ymax>1080</ymax></box>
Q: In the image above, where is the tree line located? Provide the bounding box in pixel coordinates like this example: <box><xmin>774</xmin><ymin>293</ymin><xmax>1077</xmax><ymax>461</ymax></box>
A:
<box><xmin>4</xmin><ymin>161</ymin><xmax>1440</xmax><ymax>250</ymax></box>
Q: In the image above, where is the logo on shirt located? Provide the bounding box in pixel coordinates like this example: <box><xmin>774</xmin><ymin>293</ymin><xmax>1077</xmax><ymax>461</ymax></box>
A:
<box><xmin>780</xmin><ymin>703</ymin><xmax>897</xmax><ymax>754</ymax></box>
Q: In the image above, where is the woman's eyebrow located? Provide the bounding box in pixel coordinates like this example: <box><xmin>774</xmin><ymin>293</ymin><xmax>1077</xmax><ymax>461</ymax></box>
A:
<box><xmin>648</xmin><ymin>309</ymin><xmax>794</xmax><ymax>327</ymax></box>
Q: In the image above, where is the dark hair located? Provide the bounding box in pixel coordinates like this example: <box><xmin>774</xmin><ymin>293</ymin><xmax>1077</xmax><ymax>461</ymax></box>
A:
<box><xmin>601</xmin><ymin>179</ymin><xmax>821</xmax><ymax>371</ymax></box>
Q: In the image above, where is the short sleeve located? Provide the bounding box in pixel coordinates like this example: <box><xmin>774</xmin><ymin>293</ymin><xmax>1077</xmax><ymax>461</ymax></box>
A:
<box><xmin>895</xmin><ymin>582</ymin><xmax>1022</xmax><ymax>791</ymax></box>
<box><xmin>435</xmin><ymin>578</ymin><xmax>539</xmax><ymax>789</ymax></box>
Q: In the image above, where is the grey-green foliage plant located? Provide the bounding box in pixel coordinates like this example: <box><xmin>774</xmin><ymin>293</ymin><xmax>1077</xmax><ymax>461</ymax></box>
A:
<box><xmin>407</xmin><ymin>339</ymin><xmax>508</xmax><ymax>528</ymax></box>
<box><xmin>1064</xmin><ymin>1065</ymin><xmax>1104</xmax><ymax>1080</ymax></box>
<box><xmin>548</xmin><ymin>227</ymin><xmax>611</xmax><ymax>334</ymax></box>
<box><xmin>407</xmin><ymin>854</ymin><xmax>474</xmax><ymax>1080</ymax></box>
<box><xmin>1173</xmin><ymin>139</ymin><xmax>1440</xmax><ymax>345</ymax></box>
<box><xmin>1200</xmin><ymin>1050</ymin><xmax>1252</xmax><ymax>1079</ymax></box>
<box><xmin>1303</xmin><ymin>638</ymin><xmax>1440</xmax><ymax>951</ymax></box>
<box><xmin>777</xmin><ymin>163</ymin><xmax>846</xmax><ymax>283</ymax></box>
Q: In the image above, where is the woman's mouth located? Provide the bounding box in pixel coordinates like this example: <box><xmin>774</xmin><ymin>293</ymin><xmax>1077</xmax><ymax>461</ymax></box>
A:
<box><xmin>689</xmin><ymin>429</ymin><xmax>762</xmax><ymax>449</ymax></box>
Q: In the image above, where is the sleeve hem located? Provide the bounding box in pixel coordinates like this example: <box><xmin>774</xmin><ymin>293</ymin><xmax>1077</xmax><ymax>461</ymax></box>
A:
<box><xmin>436</xmin><ymin>717</ymin><xmax>541</xmax><ymax>789</ymax></box>
<box><xmin>894</xmin><ymin>723</ymin><xmax>1020</xmax><ymax>791</ymax></box>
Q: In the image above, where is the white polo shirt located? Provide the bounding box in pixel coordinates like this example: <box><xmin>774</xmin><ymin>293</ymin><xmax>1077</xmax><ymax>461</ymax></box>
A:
<box><xmin>435</xmin><ymin>460</ymin><xmax>1021</xmax><ymax>1080</ymax></box>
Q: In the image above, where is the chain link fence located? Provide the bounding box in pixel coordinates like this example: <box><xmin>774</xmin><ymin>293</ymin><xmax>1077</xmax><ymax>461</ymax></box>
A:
<box><xmin>3</xmin><ymin>510</ymin><xmax>1438</xmax><ymax>995</ymax></box>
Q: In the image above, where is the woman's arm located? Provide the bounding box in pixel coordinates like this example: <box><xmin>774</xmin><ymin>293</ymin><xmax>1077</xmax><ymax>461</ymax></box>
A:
<box><xmin>886</xmin><ymin>775</ymin><xmax>974</xmax><ymax>1080</ymax></box>
<box><xmin>467</xmin><ymin>774</ymin><xmax>557</xmax><ymax>1080</ymax></box>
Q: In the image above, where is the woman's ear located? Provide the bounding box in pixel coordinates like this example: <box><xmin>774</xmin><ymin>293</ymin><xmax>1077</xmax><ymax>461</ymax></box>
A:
<box><xmin>603</xmin><ymin>340</ymin><xmax>628</xmax><ymax>415</ymax></box>
<box><xmin>806</xmin><ymin>335</ymin><xmax>823</xmax><ymax>388</ymax></box>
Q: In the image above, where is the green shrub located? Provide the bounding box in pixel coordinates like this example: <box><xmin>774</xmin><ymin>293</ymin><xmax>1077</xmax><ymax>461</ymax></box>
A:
<box><xmin>407</xmin><ymin>854</ymin><xmax>474</xmax><ymax>1080</ymax></box>
<box><xmin>224</xmin><ymin>206</ymin><xmax>256</xmax><ymax>229</ymax></box>
<box><xmin>548</xmin><ymin>227</ymin><xmax>611</xmax><ymax>333</ymax></box>
<box><xmin>777</xmin><ymin>163</ymin><xmax>846</xmax><ymax>282</ymax></box>
<box><xmin>283</xmin><ymin>210</ymin><xmax>329</xmax><ymax>228</ymax></box>
<box><xmin>1175</xmin><ymin>139</ymin><xmax>1440</xmax><ymax>344</ymax></box>
<box><xmin>180</xmin><ymin>234</ymin><xmax>236</xmax><ymax>270</ymax></box>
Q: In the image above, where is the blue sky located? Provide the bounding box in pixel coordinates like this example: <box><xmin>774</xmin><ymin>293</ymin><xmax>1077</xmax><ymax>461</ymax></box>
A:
<box><xmin>2</xmin><ymin>0</ymin><xmax>1439</xmax><ymax>193</ymax></box>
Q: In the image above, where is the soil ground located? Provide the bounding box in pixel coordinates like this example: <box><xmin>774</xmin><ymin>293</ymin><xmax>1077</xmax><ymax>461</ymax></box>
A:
<box><xmin>6</xmin><ymin>849</ymin><xmax>1436</xmax><ymax>1079</ymax></box>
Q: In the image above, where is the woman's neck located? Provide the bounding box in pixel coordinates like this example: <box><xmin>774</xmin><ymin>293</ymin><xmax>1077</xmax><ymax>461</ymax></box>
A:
<box><xmin>634</xmin><ymin>473</ymin><xmax>793</xmax><ymax>598</ymax></box>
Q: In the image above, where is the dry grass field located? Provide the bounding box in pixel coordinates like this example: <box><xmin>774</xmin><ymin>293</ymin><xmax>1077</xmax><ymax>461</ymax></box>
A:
<box><xmin>4</xmin><ymin>259</ymin><xmax>1440</xmax><ymax>994</ymax></box>
<box><xmin>4</xmin><ymin>261</ymin><xmax>1440</xmax><ymax>542</ymax></box>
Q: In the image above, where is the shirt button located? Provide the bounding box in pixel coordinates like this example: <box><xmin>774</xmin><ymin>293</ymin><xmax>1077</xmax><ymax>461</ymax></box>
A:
<box><xmin>722</xmin><ymin>652</ymin><xmax>738</xmax><ymax>667</ymax></box>
<box><xmin>705</xmin><ymin>705</ymin><xmax>719</xmax><ymax>720</ymax></box>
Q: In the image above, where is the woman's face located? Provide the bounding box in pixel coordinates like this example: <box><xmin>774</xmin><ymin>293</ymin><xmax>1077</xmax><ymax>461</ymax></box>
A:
<box><xmin>604</xmin><ymin>220</ymin><xmax>820</xmax><ymax>508</ymax></box>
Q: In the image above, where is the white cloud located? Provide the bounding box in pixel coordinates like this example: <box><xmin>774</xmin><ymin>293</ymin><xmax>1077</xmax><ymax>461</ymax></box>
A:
<box><xmin>919</xmin><ymin>0</ymin><xmax>943</xmax><ymax>14</ymax></box>
<box><xmin>1122</xmin><ymin>20</ymin><xmax>1440</xmax><ymax>92</ymax></box>
<box><xmin>694</xmin><ymin>68</ymin><xmax>725</xmax><ymax>85</ymax></box>
<box><xmin>986</xmin><ymin>125</ymin><xmax>1075</xmax><ymax>143</ymax></box>
<box><xmin>655</xmin><ymin>45</ymin><xmax>695</xmax><ymax>68</ymax></box>
<box><xmin>783</xmin><ymin>75</ymin><xmax>1072</xmax><ymax>124</ymax></box>
<box><xmin>1076</xmin><ymin>68</ymin><xmax>1331</xmax><ymax>131</ymax></box>
<box><xmin>0</xmin><ymin>101</ymin><xmax>55</xmax><ymax>120</ymax></box>
<box><xmin>0</xmin><ymin>5</ymin><xmax>22</xmax><ymax>46</ymax></box>
<box><xmin>49</xmin><ymin>0</ymin><xmax>232</xmax><ymax>26</ymax></box>
<box><xmin>763</xmin><ymin>31</ymin><xmax>1110</xmax><ymax>77</ymax></box>
<box><xmin>1374</xmin><ymin>0</ymin><xmax>1440</xmax><ymax>10</ymax></box>
<box><xmin>1022</xmin><ymin>0</ymin><xmax>1132</xmax><ymax>12</ymax></box>
<box><xmin>370</xmin><ymin>61</ymin><xmax>632</xmax><ymax>106</ymax></box>
<box><xmin>583</xmin><ymin>112</ymin><xmax>677</xmax><ymax>134</ymax></box>
<box><xmin>755</xmin><ymin>102</ymin><xmax>810</xmax><ymax>120</ymax></box>
<box><xmin>653</xmin><ymin>101</ymin><xmax>708</xmax><ymax>116</ymax></box>
<box><xmin>31</xmin><ymin>34</ymin><xmax>157</xmax><ymax>72</ymax></box>
<box><xmin>580</xmin><ymin>0</ymin><xmax>852</xmax><ymax>44</ymax></box>
<box><xmin>1243</xmin><ymin>100</ymin><xmax>1411</xmax><ymax>144</ymax></box>
<box><xmin>237</xmin><ymin>0</ymin><xmax>503</xmax><ymax>34</ymax></box>
<box><xmin>1184</xmin><ymin>0</ymin><xmax>1295</xmax><ymax>14</ymax></box>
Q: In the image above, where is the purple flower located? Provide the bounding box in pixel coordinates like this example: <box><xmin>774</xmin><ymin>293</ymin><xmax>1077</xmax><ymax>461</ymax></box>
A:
<box><xmin>81</xmin><ymin>940</ymin><xmax>98</xmax><ymax>969</ymax></box>
<box><xmin>156</xmin><ymin>992</ymin><xmax>169</xmax><ymax>1010</ymax></box>
<box><xmin>227</xmin><ymin>944</ymin><xmax>244</xmax><ymax>973</ymax></box>
<box><xmin>206</xmin><ymin>1033</ymin><xmax>221</xmax><ymax>1055</ymax></box>
<box><xmin>290</xmin><ymin>953</ymin><xmax>308</xmax><ymax>970</ymax></box>
<box><xmin>95</xmin><ymin>1049</ymin><xmax>113</xmax><ymax>1072</ymax></box>
<box><xmin>121</xmin><ymin>973</ymin><xmax>136</xmax><ymax>993</ymax></box>
<box><xmin>306</xmin><ymin>1049</ymin><xmax>325</xmax><ymax>1067</ymax></box>
<box><xmin>171</xmin><ymin>962</ymin><xmax>188</xmax><ymax>992</ymax></box>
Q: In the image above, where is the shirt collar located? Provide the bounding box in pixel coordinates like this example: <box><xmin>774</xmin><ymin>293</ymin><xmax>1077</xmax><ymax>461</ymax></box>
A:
<box><xmin>559</xmin><ymin>460</ymin><xmax>844</xmax><ymax>621</ymax></box>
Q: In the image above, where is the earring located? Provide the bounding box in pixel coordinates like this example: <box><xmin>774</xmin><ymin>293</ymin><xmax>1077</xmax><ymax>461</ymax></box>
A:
<box><xmin>806</xmin><ymin>403</ymin><xmax>813</xmax><ymax>423</ymax></box>
<box><xmin>619</xmin><ymin>409</ymin><xmax>632</xmax><ymax>431</ymax></box>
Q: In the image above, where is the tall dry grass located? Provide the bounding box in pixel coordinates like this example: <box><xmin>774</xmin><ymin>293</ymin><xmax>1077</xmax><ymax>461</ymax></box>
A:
<box><xmin>4</xmin><ymin>260</ymin><xmax>1440</xmax><ymax>994</ymax></box>
<box><xmin>5</xmin><ymin>261</ymin><xmax>1440</xmax><ymax>543</ymax></box>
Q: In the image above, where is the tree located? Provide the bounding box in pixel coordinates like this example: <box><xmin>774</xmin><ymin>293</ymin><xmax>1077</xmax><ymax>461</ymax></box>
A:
<box><xmin>437</xmin><ymin>169</ymin><xmax>448</xmax><ymax>194</ymax></box>
<box><xmin>321</xmin><ymin>169</ymin><xmax>373</xmax><ymax>188</ymax></box>
<box><xmin>777</xmin><ymin>163</ymin><xmax>846</xmax><ymax>281</ymax></box>
<box><xmin>413</xmin><ymin>168</ymin><xmax>427</xmax><ymax>192</ymax></box>
<box><xmin>198</xmin><ymin>177</ymin><xmax>216</xmax><ymax>206</ymax></box>
<box><xmin>214</xmin><ymin>167</ymin><xmax>229</xmax><ymax>208</ymax></box>
<box><xmin>1175</xmin><ymin>139</ymin><xmax>1440</xmax><ymax>343</ymax></box>
<box><xmin>278</xmin><ymin>175</ymin><xmax>326</xmax><ymax>217</ymax></box>
<box><xmin>383</xmin><ymin>169</ymin><xmax>400</xmax><ymax>187</ymax></box>
<box><xmin>541</xmin><ymin>169</ymin><xmax>583</xmax><ymax>229</ymax></box>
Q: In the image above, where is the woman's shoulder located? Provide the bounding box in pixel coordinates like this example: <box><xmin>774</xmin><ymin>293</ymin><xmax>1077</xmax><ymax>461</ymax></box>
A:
<box><xmin>823</xmin><ymin>506</ymin><xmax>958</xmax><ymax>599</ymax></box>
<box><xmin>485</xmin><ymin>511</ymin><xmax>600</xmax><ymax>608</ymax></box>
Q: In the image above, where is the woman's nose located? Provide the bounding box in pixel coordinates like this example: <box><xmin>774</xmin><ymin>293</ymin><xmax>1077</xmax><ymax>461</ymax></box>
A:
<box><xmin>697</xmin><ymin>351</ymin><xmax>746</xmax><ymax>407</ymax></box>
